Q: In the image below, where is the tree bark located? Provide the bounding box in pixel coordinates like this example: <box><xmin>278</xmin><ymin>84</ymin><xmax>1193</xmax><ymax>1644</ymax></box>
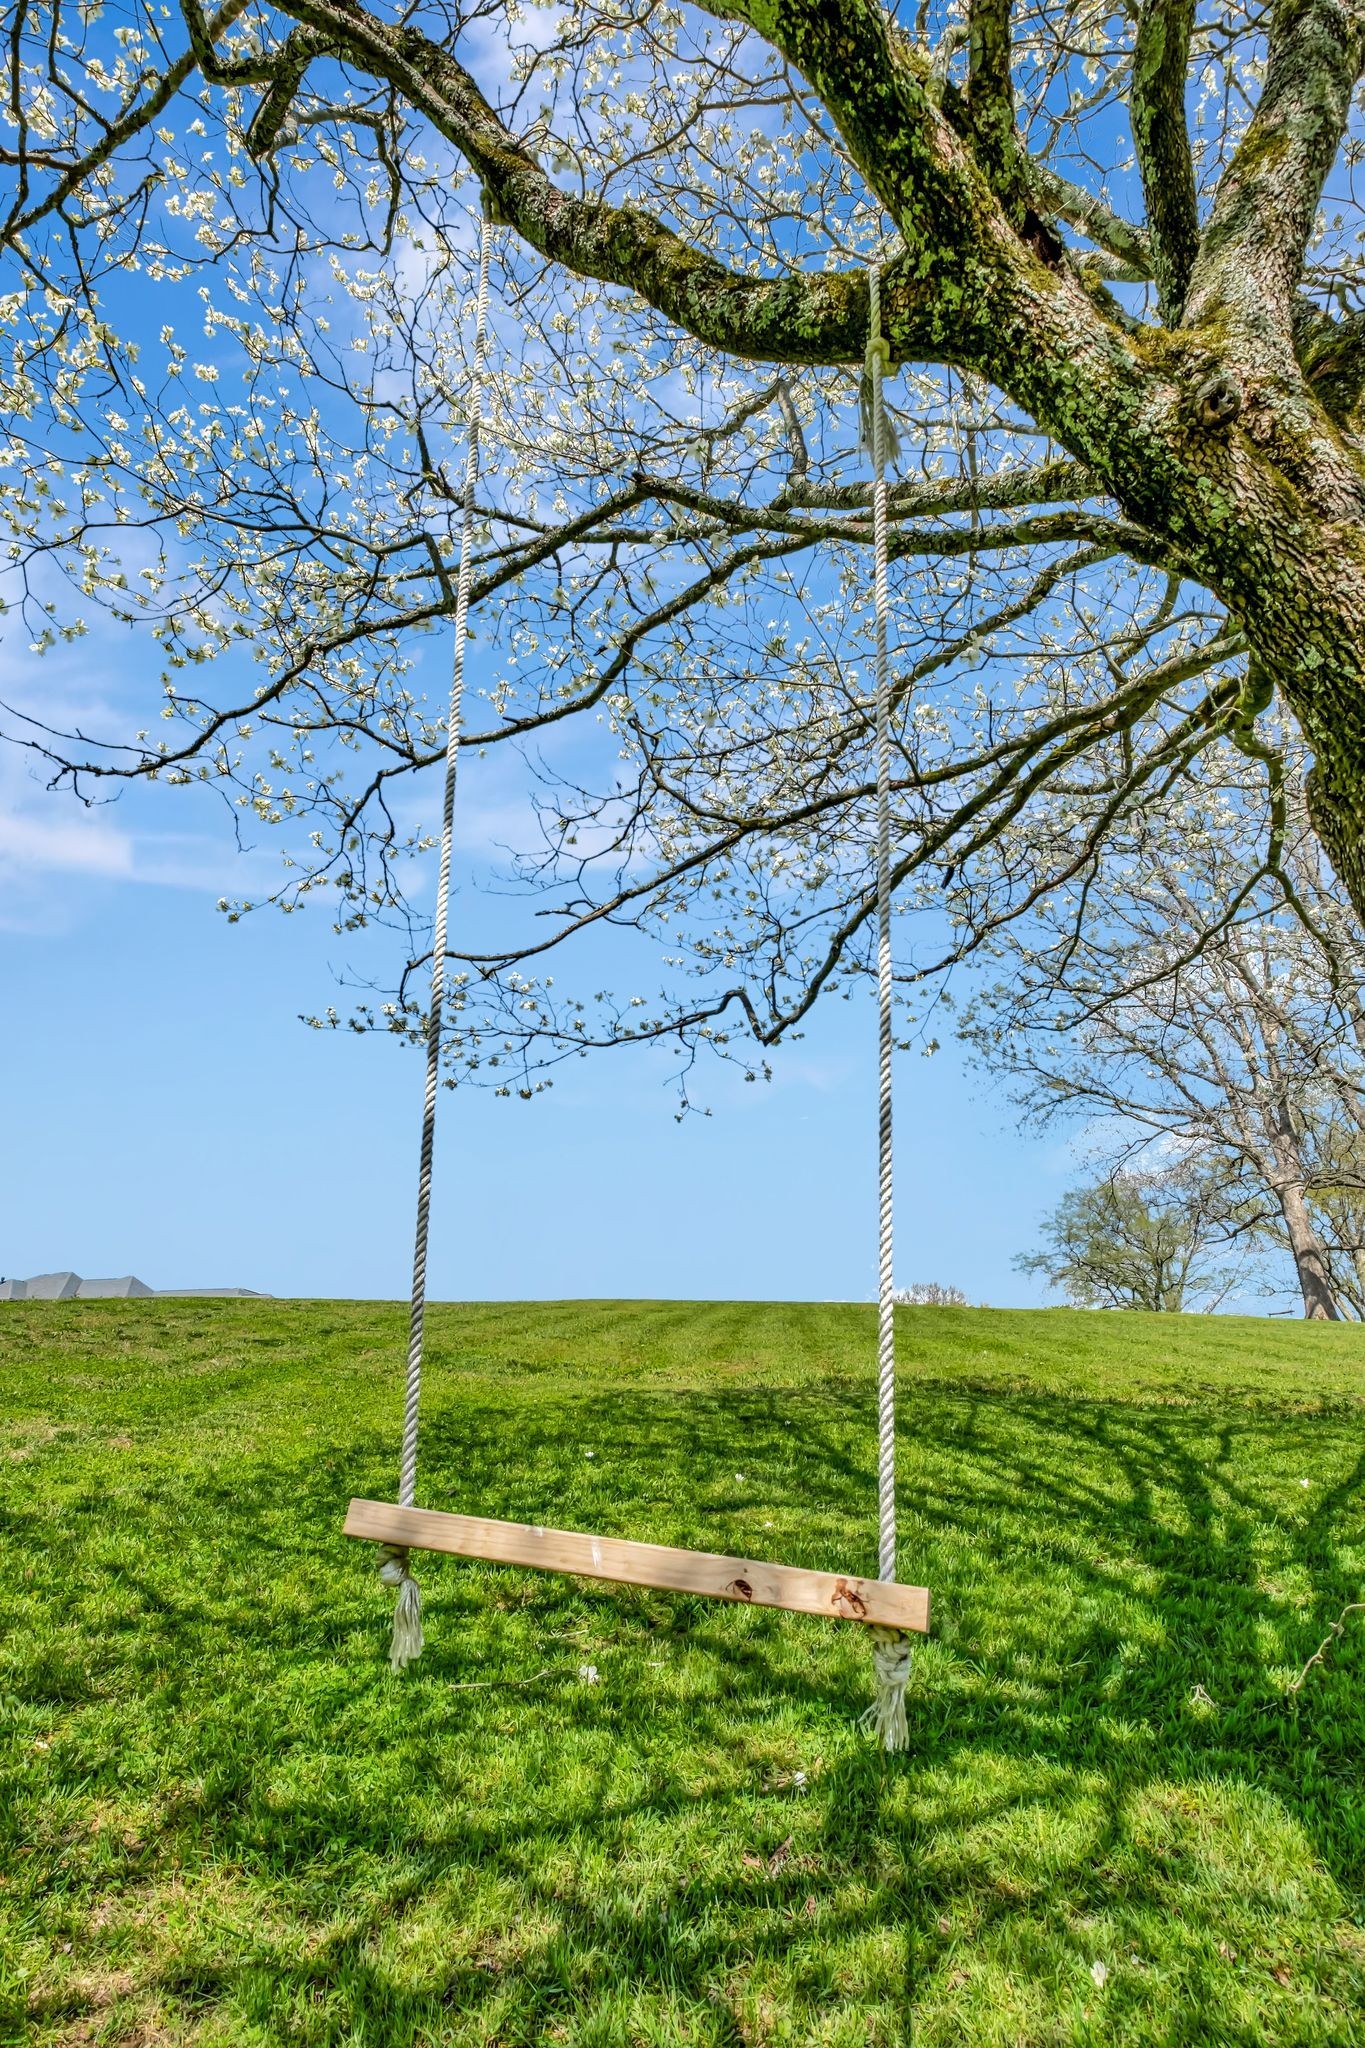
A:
<box><xmin>1270</xmin><ymin>1111</ymin><xmax>1342</xmax><ymax>1317</ymax></box>
<box><xmin>1132</xmin><ymin>0</ymin><xmax>1199</xmax><ymax>320</ymax></box>
<box><xmin>1277</xmin><ymin>1179</ymin><xmax>1342</xmax><ymax>1317</ymax></box>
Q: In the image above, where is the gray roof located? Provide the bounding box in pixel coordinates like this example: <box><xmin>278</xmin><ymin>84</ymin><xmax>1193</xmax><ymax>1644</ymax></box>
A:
<box><xmin>3</xmin><ymin>1271</ymin><xmax>82</xmax><ymax>1300</ymax></box>
<box><xmin>70</xmin><ymin>1275</ymin><xmax>155</xmax><ymax>1299</ymax></box>
<box><xmin>0</xmin><ymin>1272</ymin><xmax>267</xmax><ymax>1301</ymax></box>
<box><xmin>158</xmin><ymin>1287</ymin><xmax>268</xmax><ymax>1298</ymax></box>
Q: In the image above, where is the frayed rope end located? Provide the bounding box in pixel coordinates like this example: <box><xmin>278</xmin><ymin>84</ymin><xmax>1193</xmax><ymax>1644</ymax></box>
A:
<box><xmin>378</xmin><ymin>1542</ymin><xmax>425</xmax><ymax>1673</ymax></box>
<box><xmin>860</xmin><ymin>1626</ymin><xmax>911</xmax><ymax>1752</ymax></box>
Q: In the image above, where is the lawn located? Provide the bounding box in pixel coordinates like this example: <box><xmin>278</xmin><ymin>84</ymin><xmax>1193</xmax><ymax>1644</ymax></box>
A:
<box><xmin>2</xmin><ymin>1298</ymin><xmax>1363</xmax><ymax>2047</ymax></box>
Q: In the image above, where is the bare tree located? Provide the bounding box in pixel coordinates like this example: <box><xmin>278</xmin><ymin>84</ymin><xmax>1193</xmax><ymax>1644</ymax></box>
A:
<box><xmin>1286</xmin><ymin>1105</ymin><xmax>1365</xmax><ymax>1314</ymax></box>
<box><xmin>968</xmin><ymin>757</ymin><xmax>1365</xmax><ymax>1318</ymax></box>
<box><xmin>4</xmin><ymin>2</ymin><xmax>1365</xmax><ymax>1081</ymax></box>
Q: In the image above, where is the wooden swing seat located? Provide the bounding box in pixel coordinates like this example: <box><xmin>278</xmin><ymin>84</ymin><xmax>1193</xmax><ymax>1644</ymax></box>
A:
<box><xmin>345</xmin><ymin>1498</ymin><xmax>930</xmax><ymax>1633</ymax></box>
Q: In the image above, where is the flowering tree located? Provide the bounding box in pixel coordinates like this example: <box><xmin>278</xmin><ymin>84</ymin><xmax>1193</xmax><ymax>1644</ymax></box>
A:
<box><xmin>4</xmin><ymin>1</ymin><xmax>1365</xmax><ymax>1082</ymax></box>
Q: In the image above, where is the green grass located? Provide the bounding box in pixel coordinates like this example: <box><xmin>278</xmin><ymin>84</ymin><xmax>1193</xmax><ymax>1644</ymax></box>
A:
<box><xmin>2</xmin><ymin>1298</ymin><xmax>1364</xmax><ymax>2047</ymax></box>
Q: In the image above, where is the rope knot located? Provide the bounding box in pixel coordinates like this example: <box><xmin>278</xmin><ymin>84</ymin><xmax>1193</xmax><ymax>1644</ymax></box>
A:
<box><xmin>859</xmin><ymin>266</ymin><xmax>901</xmax><ymax>471</ymax></box>
<box><xmin>861</xmin><ymin>1625</ymin><xmax>912</xmax><ymax>1752</ymax></box>
<box><xmin>864</xmin><ymin>333</ymin><xmax>894</xmax><ymax>377</ymax></box>
<box><xmin>379</xmin><ymin>1542</ymin><xmax>425</xmax><ymax>1672</ymax></box>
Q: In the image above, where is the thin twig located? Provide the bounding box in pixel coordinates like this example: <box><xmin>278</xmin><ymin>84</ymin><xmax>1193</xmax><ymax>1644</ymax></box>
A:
<box><xmin>447</xmin><ymin>1666</ymin><xmax>556</xmax><ymax>1691</ymax></box>
<box><xmin>1287</xmin><ymin>1603</ymin><xmax>1365</xmax><ymax>1694</ymax></box>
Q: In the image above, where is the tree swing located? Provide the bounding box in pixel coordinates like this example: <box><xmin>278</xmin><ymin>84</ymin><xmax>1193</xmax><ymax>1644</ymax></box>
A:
<box><xmin>344</xmin><ymin>211</ymin><xmax>930</xmax><ymax>1749</ymax></box>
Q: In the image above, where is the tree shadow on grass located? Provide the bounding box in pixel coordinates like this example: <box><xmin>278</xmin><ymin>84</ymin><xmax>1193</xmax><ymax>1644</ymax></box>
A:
<box><xmin>9</xmin><ymin>1375</ymin><xmax>1365</xmax><ymax>2044</ymax></box>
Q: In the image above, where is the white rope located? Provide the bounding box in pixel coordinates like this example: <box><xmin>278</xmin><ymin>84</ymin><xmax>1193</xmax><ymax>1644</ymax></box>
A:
<box><xmin>863</xmin><ymin>261</ymin><xmax>911</xmax><ymax>1752</ymax></box>
<box><xmin>385</xmin><ymin>203</ymin><xmax>496</xmax><ymax>1672</ymax></box>
<box><xmin>379</xmin><ymin>1541</ymin><xmax>425</xmax><ymax>1673</ymax></box>
<box><xmin>864</xmin><ymin>1624</ymin><xmax>911</xmax><ymax>1750</ymax></box>
<box><xmin>376</xmin><ymin>222</ymin><xmax>909</xmax><ymax>1733</ymax></box>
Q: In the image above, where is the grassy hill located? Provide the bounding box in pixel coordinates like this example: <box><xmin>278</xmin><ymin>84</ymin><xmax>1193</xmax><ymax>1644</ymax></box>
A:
<box><xmin>2</xmin><ymin>1299</ymin><xmax>1363</xmax><ymax>2045</ymax></box>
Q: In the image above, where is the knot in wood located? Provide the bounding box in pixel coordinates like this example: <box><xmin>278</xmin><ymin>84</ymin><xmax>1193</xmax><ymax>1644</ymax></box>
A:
<box><xmin>1194</xmin><ymin>372</ymin><xmax>1243</xmax><ymax>430</ymax></box>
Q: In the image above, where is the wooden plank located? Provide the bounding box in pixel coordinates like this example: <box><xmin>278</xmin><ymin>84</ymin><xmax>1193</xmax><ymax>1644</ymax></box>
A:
<box><xmin>344</xmin><ymin>1498</ymin><xmax>930</xmax><ymax>1633</ymax></box>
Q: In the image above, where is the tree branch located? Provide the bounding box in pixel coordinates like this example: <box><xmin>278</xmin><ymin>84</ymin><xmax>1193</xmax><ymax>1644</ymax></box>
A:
<box><xmin>1023</xmin><ymin>159</ymin><xmax>1153</xmax><ymax>279</ymax></box>
<box><xmin>966</xmin><ymin>0</ymin><xmax>1016</xmax><ymax>190</ymax></box>
<box><xmin>696</xmin><ymin>0</ymin><xmax>996</xmax><ymax>254</ymax></box>
<box><xmin>1132</xmin><ymin>0</ymin><xmax>1199</xmax><ymax>320</ymax></box>
<box><xmin>783</xmin><ymin>452</ymin><xmax>1094</xmax><ymax>513</ymax></box>
<box><xmin>1186</xmin><ymin>0</ymin><xmax>1365</xmax><ymax>342</ymax></box>
<box><xmin>270</xmin><ymin>0</ymin><xmax>886</xmax><ymax>365</ymax></box>
<box><xmin>1297</xmin><ymin>302</ymin><xmax>1365</xmax><ymax>433</ymax></box>
<box><xmin>4</xmin><ymin>0</ymin><xmax>252</xmax><ymax>248</ymax></box>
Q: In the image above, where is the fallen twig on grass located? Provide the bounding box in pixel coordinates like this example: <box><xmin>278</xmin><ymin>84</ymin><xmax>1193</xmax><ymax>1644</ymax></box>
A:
<box><xmin>1287</xmin><ymin>1602</ymin><xmax>1365</xmax><ymax>1695</ymax></box>
<box><xmin>447</xmin><ymin>1667</ymin><xmax>556</xmax><ymax>1691</ymax></box>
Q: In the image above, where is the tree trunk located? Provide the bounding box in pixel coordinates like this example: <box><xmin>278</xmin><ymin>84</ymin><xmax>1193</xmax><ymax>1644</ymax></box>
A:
<box><xmin>1266</xmin><ymin>1101</ymin><xmax>1341</xmax><ymax>1318</ymax></box>
<box><xmin>1275</xmin><ymin>1178</ymin><xmax>1342</xmax><ymax>1319</ymax></box>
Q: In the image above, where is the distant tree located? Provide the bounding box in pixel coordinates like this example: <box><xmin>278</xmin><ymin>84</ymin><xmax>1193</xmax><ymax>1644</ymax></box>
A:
<box><xmin>894</xmin><ymin>1283</ymin><xmax>967</xmax><ymax>1307</ymax></box>
<box><xmin>968</xmin><ymin>757</ymin><xmax>1365</xmax><ymax>1319</ymax></box>
<box><xmin>1016</xmin><ymin>1166</ymin><xmax>1245</xmax><ymax>1314</ymax></box>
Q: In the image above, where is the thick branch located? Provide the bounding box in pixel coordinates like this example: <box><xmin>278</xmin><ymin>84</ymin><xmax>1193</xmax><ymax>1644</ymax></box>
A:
<box><xmin>1132</xmin><ymin>0</ymin><xmax>1199</xmax><ymax>320</ymax></box>
<box><xmin>1186</xmin><ymin>0</ymin><xmax>1365</xmax><ymax>341</ymax></box>
<box><xmin>966</xmin><ymin>0</ymin><xmax>1015</xmax><ymax>189</ymax></box>
<box><xmin>783</xmin><ymin>453</ymin><xmax>1094</xmax><ymax>513</ymax></box>
<box><xmin>1297</xmin><ymin>302</ymin><xmax>1365</xmax><ymax>433</ymax></box>
<box><xmin>273</xmin><ymin>0</ymin><xmax>883</xmax><ymax>363</ymax></box>
<box><xmin>1023</xmin><ymin>160</ymin><xmax>1153</xmax><ymax>278</ymax></box>
<box><xmin>698</xmin><ymin>0</ymin><xmax>1015</xmax><ymax>289</ymax></box>
<box><xmin>269</xmin><ymin>0</ymin><xmax>1173</xmax><ymax>541</ymax></box>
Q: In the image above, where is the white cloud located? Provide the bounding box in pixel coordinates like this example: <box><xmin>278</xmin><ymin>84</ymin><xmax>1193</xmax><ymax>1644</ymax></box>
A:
<box><xmin>0</xmin><ymin>748</ymin><xmax>279</xmax><ymax>931</ymax></box>
<box><xmin>0</xmin><ymin>807</ymin><xmax>134</xmax><ymax>879</ymax></box>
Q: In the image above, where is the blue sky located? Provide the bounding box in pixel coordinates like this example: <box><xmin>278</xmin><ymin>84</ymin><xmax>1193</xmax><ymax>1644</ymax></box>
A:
<box><xmin>1</xmin><ymin>666</ymin><xmax>1068</xmax><ymax>1303</ymax></box>
<box><xmin>0</xmin><ymin>42</ymin><xmax>1238</xmax><ymax>1311</ymax></box>
<box><xmin>0</xmin><ymin>155</ymin><xmax>1075</xmax><ymax>1307</ymax></box>
<box><xmin>0</xmin><ymin>18</ymin><xmax>1328</xmax><ymax>1312</ymax></box>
